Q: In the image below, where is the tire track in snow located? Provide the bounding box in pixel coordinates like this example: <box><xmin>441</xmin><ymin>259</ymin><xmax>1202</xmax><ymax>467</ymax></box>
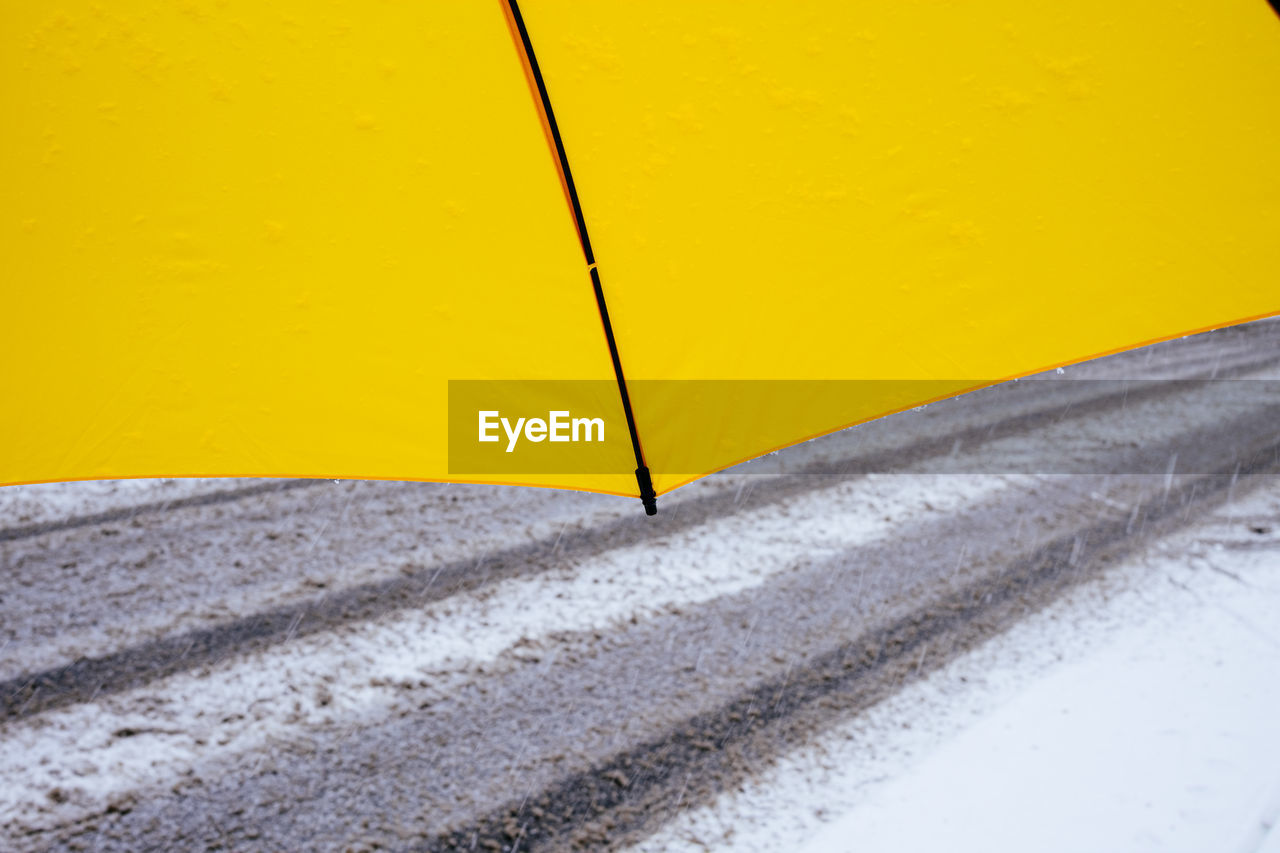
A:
<box><xmin>0</xmin><ymin>479</ymin><xmax>322</xmax><ymax>545</ymax></box>
<box><xmin>0</xmin><ymin>472</ymin><xmax>1014</xmax><ymax>842</ymax></box>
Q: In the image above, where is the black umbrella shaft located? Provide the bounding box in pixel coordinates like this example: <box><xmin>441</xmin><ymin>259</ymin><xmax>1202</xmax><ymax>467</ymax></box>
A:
<box><xmin>503</xmin><ymin>0</ymin><xmax>657</xmax><ymax>515</ymax></box>
<box><xmin>589</xmin><ymin>265</ymin><xmax>657</xmax><ymax>515</ymax></box>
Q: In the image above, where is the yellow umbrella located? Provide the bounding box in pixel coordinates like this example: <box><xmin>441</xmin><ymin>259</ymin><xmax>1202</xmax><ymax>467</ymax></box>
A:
<box><xmin>4</xmin><ymin>1</ymin><xmax>1279</xmax><ymax>514</ymax></box>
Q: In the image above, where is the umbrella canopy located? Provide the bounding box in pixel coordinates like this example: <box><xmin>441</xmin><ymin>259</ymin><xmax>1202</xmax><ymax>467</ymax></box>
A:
<box><xmin>4</xmin><ymin>1</ymin><xmax>1279</xmax><ymax>513</ymax></box>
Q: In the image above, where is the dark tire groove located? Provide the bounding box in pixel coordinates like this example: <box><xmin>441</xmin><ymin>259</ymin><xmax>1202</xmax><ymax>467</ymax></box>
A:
<box><xmin>0</xmin><ymin>479</ymin><xmax>323</xmax><ymax>544</ymax></box>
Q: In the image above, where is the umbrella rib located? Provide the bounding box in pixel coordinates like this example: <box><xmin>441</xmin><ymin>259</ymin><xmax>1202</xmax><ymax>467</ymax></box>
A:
<box><xmin>502</xmin><ymin>0</ymin><xmax>658</xmax><ymax>515</ymax></box>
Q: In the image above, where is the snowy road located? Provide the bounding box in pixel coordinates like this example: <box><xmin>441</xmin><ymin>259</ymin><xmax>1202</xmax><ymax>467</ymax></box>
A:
<box><xmin>2</xmin><ymin>320</ymin><xmax>1279</xmax><ymax>851</ymax></box>
<box><xmin>636</xmin><ymin>476</ymin><xmax>1280</xmax><ymax>853</ymax></box>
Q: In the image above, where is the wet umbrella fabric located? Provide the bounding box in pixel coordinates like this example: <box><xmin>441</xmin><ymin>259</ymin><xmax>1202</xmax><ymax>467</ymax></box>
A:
<box><xmin>3</xmin><ymin>1</ymin><xmax>1279</xmax><ymax>511</ymax></box>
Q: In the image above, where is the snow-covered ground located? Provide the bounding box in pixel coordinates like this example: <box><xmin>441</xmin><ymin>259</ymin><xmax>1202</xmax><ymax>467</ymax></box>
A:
<box><xmin>0</xmin><ymin>472</ymin><xmax>1014</xmax><ymax>836</ymax></box>
<box><xmin>2</xmin><ymin>319</ymin><xmax>1278</xmax><ymax>850</ymax></box>
<box><xmin>634</xmin><ymin>481</ymin><xmax>1280</xmax><ymax>853</ymax></box>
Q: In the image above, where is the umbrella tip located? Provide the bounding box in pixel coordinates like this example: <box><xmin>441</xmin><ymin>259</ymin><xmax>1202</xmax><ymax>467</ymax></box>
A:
<box><xmin>635</xmin><ymin>466</ymin><xmax>658</xmax><ymax>517</ymax></box>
